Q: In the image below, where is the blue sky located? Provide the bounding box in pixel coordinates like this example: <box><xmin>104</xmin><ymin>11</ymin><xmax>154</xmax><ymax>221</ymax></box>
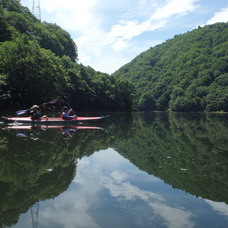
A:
<box><xmin>20</xmin><ymin>0</ymin><xmax>228</xmax><ymax>74</ymax></box>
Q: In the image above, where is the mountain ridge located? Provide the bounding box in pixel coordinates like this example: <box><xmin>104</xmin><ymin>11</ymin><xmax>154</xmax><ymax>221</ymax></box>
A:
<box><xmin>113</xmin><ymin>22</ymin><xmax>228</xmax><ymax>112</ymax></box>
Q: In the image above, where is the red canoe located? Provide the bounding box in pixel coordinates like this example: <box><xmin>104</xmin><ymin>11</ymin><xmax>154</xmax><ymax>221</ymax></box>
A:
<box><xmin>2</xmin><ymin>115</ymin><xmax>109</xmax><ymax>124</ymax></box>
<box><xmin>4</xmin><ymin>125</ymin><xmax>103</xmax><ymax>130</ymax></box>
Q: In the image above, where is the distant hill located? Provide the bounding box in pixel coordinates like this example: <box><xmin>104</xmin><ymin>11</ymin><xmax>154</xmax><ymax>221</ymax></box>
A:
<box><xmin>113</xmin><ymin>22</ymin><xmax>228</xmax><ymax>112</ymax></box>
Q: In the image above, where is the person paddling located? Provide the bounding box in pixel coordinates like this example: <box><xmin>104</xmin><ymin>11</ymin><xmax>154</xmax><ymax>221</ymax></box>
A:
<box><xmin>60</xmin><ymin>106</ymin><xmax>77</xmax><ymax>120</ymax></box>
<box><xmin>29</xmin><ymin>105</ymin><xmax>41</xmax><ymax>119</ymax></box>
<box><xmin>29</xmin><ymin>104</ymin><xmax>48</xmax><ymax>120</ymax></box>
<box><xmin>16</xmin><ymin>99</ymin><xmax>59</xmax><ymax>116</ymax></box>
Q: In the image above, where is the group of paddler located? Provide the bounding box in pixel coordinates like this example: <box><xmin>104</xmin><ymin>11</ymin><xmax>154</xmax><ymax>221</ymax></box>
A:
<box><xmin>17</xmin><ymin>98</ymin><xmax>77</xmax><ymax>120</ymax></box>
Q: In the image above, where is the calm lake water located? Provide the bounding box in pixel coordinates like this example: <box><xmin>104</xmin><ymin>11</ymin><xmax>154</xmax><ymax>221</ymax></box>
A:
<box><xmin>0</xmin><ymin>112</ymin><xmax>228</xmax><ymax>228</ymax></box>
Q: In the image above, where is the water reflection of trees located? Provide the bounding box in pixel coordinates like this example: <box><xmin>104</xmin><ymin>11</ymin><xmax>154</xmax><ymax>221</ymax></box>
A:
<box><xmin>116</xmin><ymin>112</ymin><xmax>228</xmax><ymax>204</ymax></box>
<box><xmin>0</xmin><ymin>127</ymin><xmax>107</xmax><ymax>227</ymax></box>
<box><xmin>0</xmin><ymin>112</ymin><xmax>228</xmax><ymax>227</ymax></box>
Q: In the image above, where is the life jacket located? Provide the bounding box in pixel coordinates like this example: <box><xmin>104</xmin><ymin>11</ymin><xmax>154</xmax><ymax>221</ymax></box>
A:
<box><xmin>61</xmin><ymin>111</ymin><xmax>72</xmax><ymax>120</ymax></box>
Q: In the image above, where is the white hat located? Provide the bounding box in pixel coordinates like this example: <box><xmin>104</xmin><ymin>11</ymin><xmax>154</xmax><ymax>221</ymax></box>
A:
<box><xmin>31</xmin><ymin>105</ymin><xmax>39</xmax><ymax>109</ymax></box>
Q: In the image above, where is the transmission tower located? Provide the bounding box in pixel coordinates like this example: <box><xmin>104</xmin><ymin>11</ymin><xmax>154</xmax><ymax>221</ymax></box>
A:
<box><xmin>32</xmin><ymin>0</ymin><xmax>41</xmax><ymax>21</ymax></box>
<box><xmin>30</xmin><ymin>201</ymin><xmax>39</xmax><ymax>228</ymax></box>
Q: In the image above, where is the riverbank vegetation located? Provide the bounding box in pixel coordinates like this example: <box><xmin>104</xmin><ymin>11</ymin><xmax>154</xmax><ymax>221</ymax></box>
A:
<box><xmin>0</xmin><ymin>0</ymin><xmax>134</xmax><ymax>111</ymax></box>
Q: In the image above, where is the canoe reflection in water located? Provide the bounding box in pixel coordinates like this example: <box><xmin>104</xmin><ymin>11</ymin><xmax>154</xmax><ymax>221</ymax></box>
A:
<box><xmin>4</xmin><ymin>124</ymin><xmax>104</xmax><ymax>140</ymax></box>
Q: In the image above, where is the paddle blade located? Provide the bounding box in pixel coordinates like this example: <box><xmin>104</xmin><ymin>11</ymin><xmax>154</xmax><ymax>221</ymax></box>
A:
<box><xmin>49</xmin><ymin>98</ymin><xmax>59</xmax><ymax>104</ymax></box>
<box><xmin>16</xmin><ymin>133</ymin><xmax>28</xmax><ymax>138</ymax></box>
<box><xmin>16</xmin><ymin>109</ymin><xmax>28</xmax><ymax>116</ymax></box>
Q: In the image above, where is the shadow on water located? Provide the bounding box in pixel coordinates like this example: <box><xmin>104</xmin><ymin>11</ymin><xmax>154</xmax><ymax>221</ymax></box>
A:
<box><xmin>0</xmin><ymin>112</ymin><xmax>227</xmax><ymax>227</ymax></box>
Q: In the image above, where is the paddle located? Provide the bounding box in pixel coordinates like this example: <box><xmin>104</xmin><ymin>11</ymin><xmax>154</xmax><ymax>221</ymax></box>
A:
<box><xmin>16</xmin><ymin>109</ymin><xmax>29</xmax><ymax>116</ymax></box>
<box><xmin>16</xmin><ymin>98</ymin><xmax>59</xmax><ymax>116</ymax></box>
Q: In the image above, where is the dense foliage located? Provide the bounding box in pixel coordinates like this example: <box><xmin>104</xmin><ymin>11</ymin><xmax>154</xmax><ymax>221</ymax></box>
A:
<box><xmin>0</xmin><ymin>0</ymin><xmax>134</xmax><ymax>111</ymax></box>
<box><xmin>113</xmin><ymin>22</ymin><xmax>228</xmax><ymax>112</ymax></box>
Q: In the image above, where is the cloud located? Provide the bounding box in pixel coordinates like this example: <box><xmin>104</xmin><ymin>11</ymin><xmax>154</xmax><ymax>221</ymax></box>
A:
<box><xmin>100</xmin><ymin>163</ymin><xmax>194</xmax><ymax>228</ymax></box>
<box><xmin>151</xmin><ymin>0</ymin><xmax>200</xmax><ymax>20</ymax></box>
<box><xmin>37</xmin><ymin>0</ymin><xmax>201</xmax><ymax>73</ymax></box>
<box><xmin>75</xmin><ymin>149</ymin><xmax>195</xmax><ymax>227</ymax></box>
<box><xmin>39</xmin><ymin>192</ymin><xmax>100</xmax><ymax>228</ymax></box>
<box><xmin>105</xmin><ymin>20</ymin><xmax>166</xmax><ymax>50</ymax></box>
<box><xmin>204</xmin><ymin>7</ymin><xmax>228</xmax><ymax>25</ymax></box>
<box><xmin>74</xmin><ymin>0</ymin><xmax>199</xmax><ymax>73</ymax></box>
<box><xmin>20</xmin><ymin>0</ymin><xmax>225</xmax><ymax>74</ymax></box>
<box><xmin>105</xmin><ymin>0</ymin><xmax>199</xmax><ymax>52</ymax></box>
<box><xmin>152</xmin><ymin>203</ymin><xmax>194</xmax><ymax>228</ymax></box>
<box><xmin>204</xmin><ymin>199</ymin><xmax>228</xmax><ymax>216</ymax></box>
<box><xmin>40</xmin><ymin>0</ymin><xmax>99</xmax><ymax>32</ymax></box>
<box><xmin>33</xmin><ymin>148</ymin><xmax>197</xmax><ymax>228</ymax></box>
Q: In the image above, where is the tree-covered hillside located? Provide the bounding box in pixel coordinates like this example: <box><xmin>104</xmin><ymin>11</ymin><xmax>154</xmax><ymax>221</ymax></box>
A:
<box><xmin>113</xmin><ymin>22</ymin><xmax>228</xmax><ymax>112</ymax></box>
<box><xmin>0</xmin><ymin>0</ymin><xmax>134</xmax><ymax>111</ymax></box>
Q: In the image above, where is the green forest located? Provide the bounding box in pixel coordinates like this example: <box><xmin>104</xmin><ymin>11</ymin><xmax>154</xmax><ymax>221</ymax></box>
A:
<box><xmin>0</xmin><ymin>0</ymin><xmax>134</xmax><ymax>111</ymax></box>
<box><xmin>113</xmin><ymin>22</ymin><xmax>228</xmax><ymax>112</ymax></box>
<box><xmin>0</xmin><ymin>0</ymin><xmax>227</xmax><ymax>112</ymax></box>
